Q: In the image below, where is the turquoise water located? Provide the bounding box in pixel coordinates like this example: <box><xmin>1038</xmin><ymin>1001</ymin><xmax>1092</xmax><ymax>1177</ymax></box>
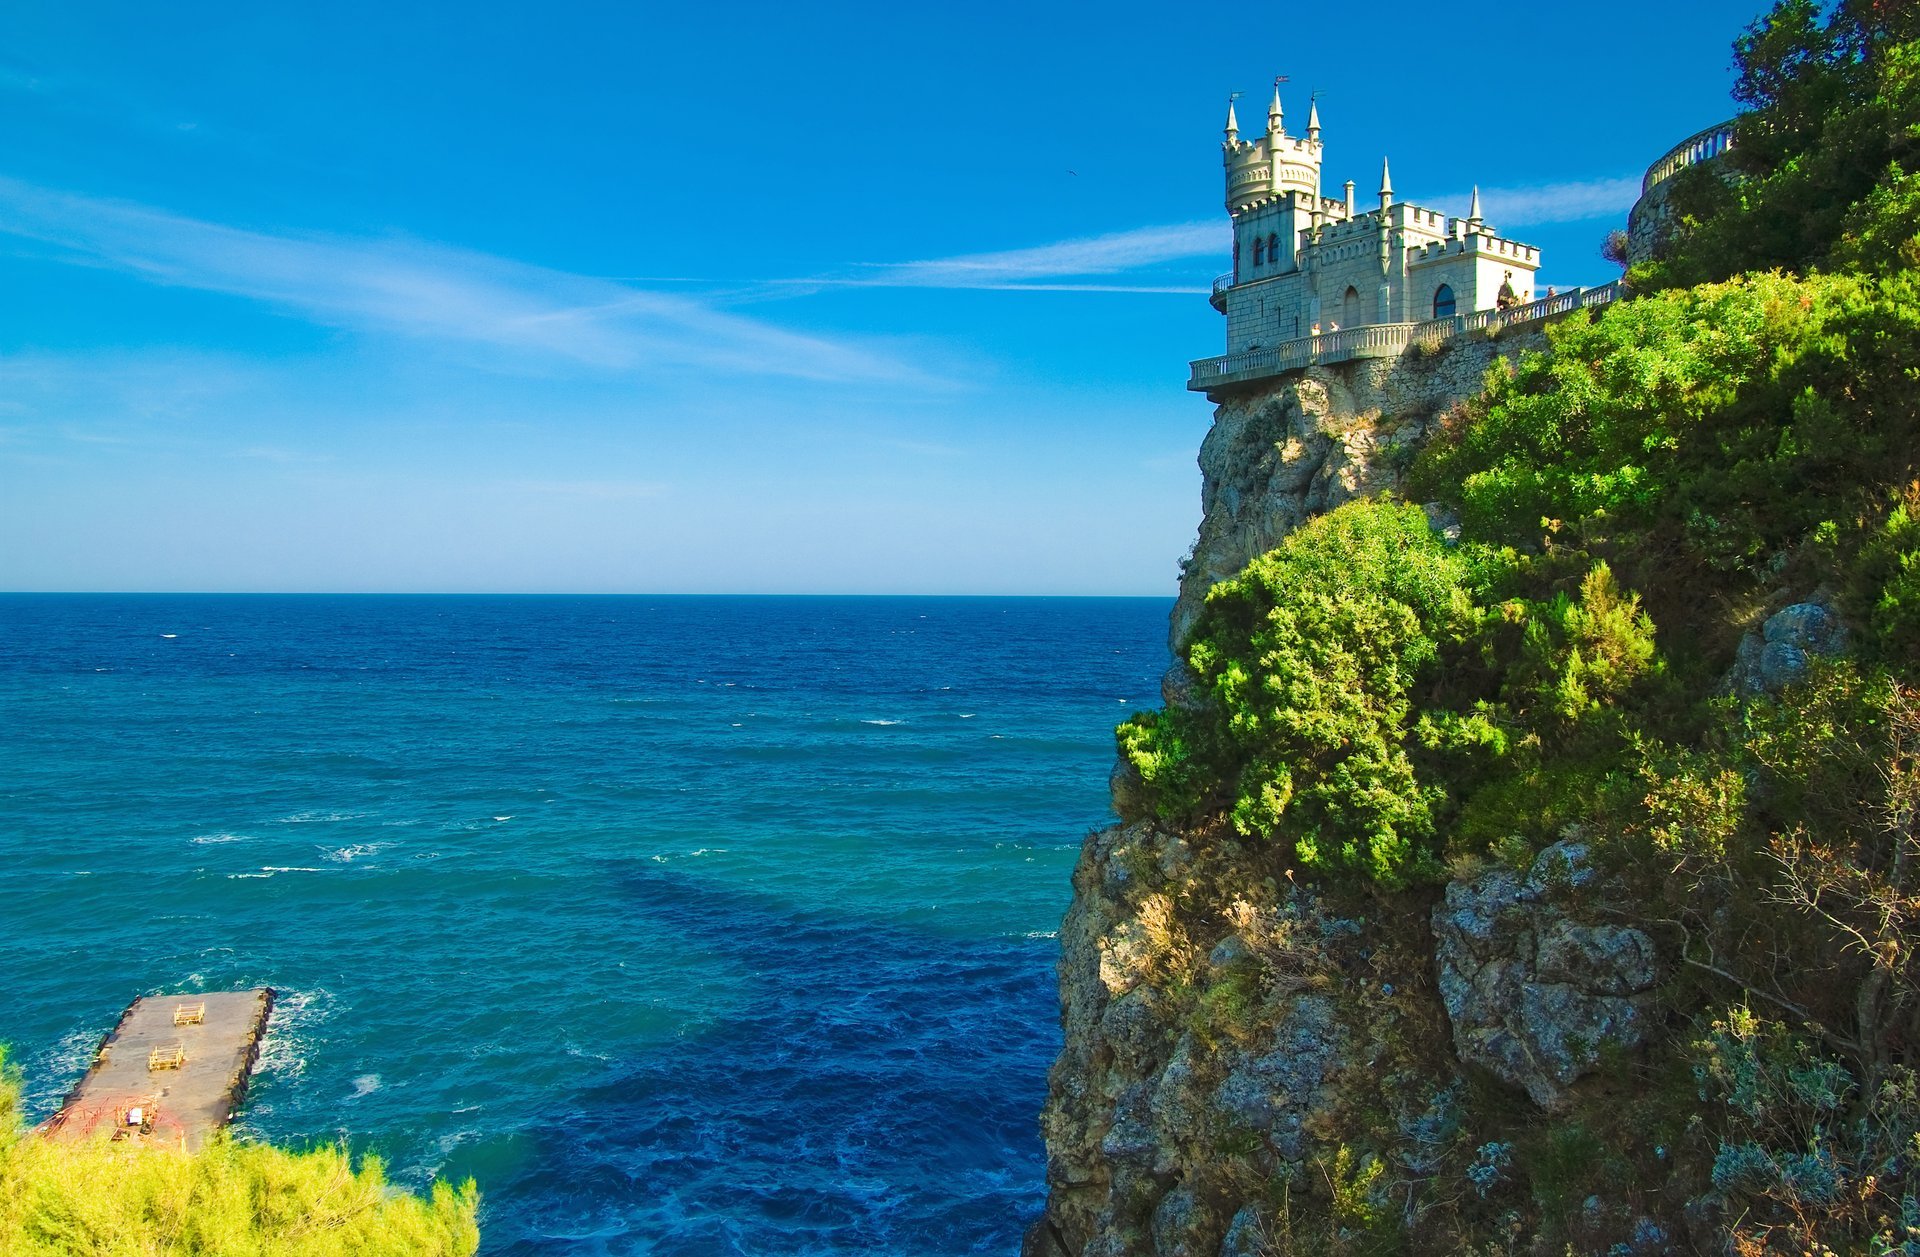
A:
<box><xmin>0</xmin><ymin>594</ymin><xmax>1170</xmax><ymax>1254</ymax></box>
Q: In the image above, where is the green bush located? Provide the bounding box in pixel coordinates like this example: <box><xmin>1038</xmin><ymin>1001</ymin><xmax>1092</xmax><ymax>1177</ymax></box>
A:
<box><xmin>1119</xmin><ymin>500</ymin><xmax>1478</xmax><ymax>888</ymax></box>
<box><xmin>1411</xmin><ymin>271</ymin><xmax>1920</xmax><ymax>595</ymax></box>
<box><xmin>0</xmin><ymin>1050</ymin><xmax>480</xmax><ymax>1256</ymax></box>
<box><xmin>1119</xmin><ymin>502</ymin><xmax>1670</xmax><ymax>888</ymax></box>
<box><xmin>1849</xmin><ymin>483</ymin><xmax>1920</xmax><ymax>667</ymax></box>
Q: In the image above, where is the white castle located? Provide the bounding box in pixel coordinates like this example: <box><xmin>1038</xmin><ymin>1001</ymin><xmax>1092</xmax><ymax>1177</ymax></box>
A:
<box><xmin>1209</xmin><ymin>86</ymin><xmax>1542</xmax><ymax>357</ymax></box>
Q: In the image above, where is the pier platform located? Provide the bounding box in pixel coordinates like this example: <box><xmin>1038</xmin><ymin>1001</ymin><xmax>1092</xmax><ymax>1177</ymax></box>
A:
<box><xmin>40</xmin><ymin>989</ymin><xmax>275</xmax><ymax>1152</ymax></box>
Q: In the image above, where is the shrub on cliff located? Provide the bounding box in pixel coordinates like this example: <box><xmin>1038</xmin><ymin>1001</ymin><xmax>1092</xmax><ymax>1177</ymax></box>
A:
<box><xmin>1410</xmin><ymin>270</ymin><xmax>1920</xmax><ymax>643</ymax></box>
<box><xmin>1119</xmin><ymin>501</ymin><xmax>1477</xmax><ymax>887</ymax></box>
<box><xmin>0</xmin><ymin>1049</ymin><xmax>480</xmax><ymax>1256</ymax></box>
<box><xmin>1118</xmin><ymin>502</ymin><xmax>1665</xmax><ymax>889</ymax></box>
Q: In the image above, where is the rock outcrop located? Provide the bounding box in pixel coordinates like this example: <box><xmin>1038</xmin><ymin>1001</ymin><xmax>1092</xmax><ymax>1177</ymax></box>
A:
<box><xmin>1727</xmin><ymin>599</ymin><xmax>1851</xmax><ymax>695</ymax></box>
<box><xmin>1432</xmin><ymin>842</ymin><xmax>1659</xmax><ymax>1111</ymax></box>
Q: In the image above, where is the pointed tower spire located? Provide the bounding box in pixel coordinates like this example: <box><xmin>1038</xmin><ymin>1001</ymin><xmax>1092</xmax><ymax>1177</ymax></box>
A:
<box><xmin>1467</xmin><ymin>185</ymin><xmax>1483</xmax><ymax>226</ymax></box>
<box><xmin>1306</xmin><ymin>96</ymin><xmax>1321</xmax><ymax>142</ymax></box>
<box><xmin>1268</xmin><ymin>85</ymin><xmax>1284</xmax><ymax>134</ymax></box>
<box><xmin>1224</xmin><ymin>98</ymin><xmax>1240</xmax><ymax>143</ymax></box>
<box><xmin>1379</xmin><ymin>158</ymin><xmax>1394</xmax><ymax>209</ymax></box>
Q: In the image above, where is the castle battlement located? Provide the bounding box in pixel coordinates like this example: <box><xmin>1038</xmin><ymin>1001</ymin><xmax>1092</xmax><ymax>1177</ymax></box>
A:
<box><xmin>1209</xmin><ymin>84</ymin><xmax>1541</xmax><ymax>352</ymax></box>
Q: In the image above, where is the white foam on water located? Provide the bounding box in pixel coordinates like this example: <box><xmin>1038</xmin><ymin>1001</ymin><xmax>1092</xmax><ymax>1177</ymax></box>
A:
<box><xmin>862</xmin><ymin>719</ymin><xmax>902</xmax><ymax>726</ymax></box>
<box><xmin>261</xmin><ymin>866</ymin><xmax>326</xmax><ymax>873</ymax></box>
<box><xmin>321</xmin><ymin>842</ymin><xmax>390</xmax><ymax>863</ymax></box>
<box><xmin>160</xmin><ymin>633</ymin><xmax>177</xmax><ymax>639</ymax></box>
<box><xmin>350</xmin><ymin>1073</ymin><xmax>381</xmax><ymax>1097</ymax></box>
<box><xmin>253</xmin><ymin>987</ymin><xmax>333</xmax><ymax>1083</ymax></box>
<box><xmin>192</xmin><ymin>832</ymin><xmax>252</xmax><ymax>845</ymax></box>
<box><xmin>492</xmin><ymin>816</ymin><xmax>512</xmax><ymax>822</ymax></box>
<box><xmin>277</xmin><ymin>810</ymin><xmax>372</xmax><ymax>824</ymax></box>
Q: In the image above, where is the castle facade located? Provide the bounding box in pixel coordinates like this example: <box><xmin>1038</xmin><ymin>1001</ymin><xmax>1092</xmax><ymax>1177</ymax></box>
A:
<box><xmin>1212</xmin><ymin>88</ymin><xmax>1542</xmax><ymax>354</ymax></box>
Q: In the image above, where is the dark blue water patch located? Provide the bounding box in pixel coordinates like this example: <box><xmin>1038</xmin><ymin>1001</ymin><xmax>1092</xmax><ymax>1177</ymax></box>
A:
<box><xmin>485</xmin><ymin>864</ymin><xmax>1058</xmax><ymax>1256</ymax></box>
<box><xmin>0</xmin><ymin>594</ymin><xmax>1171</xmax><ymax>1254</ymax></box>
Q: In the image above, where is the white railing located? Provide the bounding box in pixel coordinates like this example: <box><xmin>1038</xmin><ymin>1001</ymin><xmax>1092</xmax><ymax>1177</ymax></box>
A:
<box><xmin>1187</xmin><ymin>281</ymin><xmax>1625</xmax><ymax>391</ymax></box>
<box><xmin>1641</xmin><ymin>120</ymin><xmax>1738</xmax><ymax>195</ymax></box>
<box><xmin>1209</xmin><ymin>272</ymin><xmax>1235</xmax><ymax>311</ymax></box>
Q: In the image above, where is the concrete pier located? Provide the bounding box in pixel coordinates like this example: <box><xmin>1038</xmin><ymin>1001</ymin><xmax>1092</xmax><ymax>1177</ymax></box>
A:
<box><xmin>41</xmin><ymin>989</ymin><xmax>275</xmax><ymax>1152</ymax></box>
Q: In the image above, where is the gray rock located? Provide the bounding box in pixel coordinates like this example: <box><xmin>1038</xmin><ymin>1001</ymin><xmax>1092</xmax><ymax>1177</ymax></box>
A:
<box><xmin>1210</xmin><ymin>995</ymin><xmax>1343</xmax><ymax>1159</ymax></box>
<box><xmin>1219</xmin><ymin>1205</ymin><xmax>1268</xmax><ymax>1257</ymax></box>
<box><xmin>1101</xmin><ymin>1083</ymin><xmax>1159</xmax><ymax>1167</ymax></box>
<box><xmin>1161</xmin><ymin>660</ymin><xmax>1207</xmax><ymax>711</ymax></box>
<box><xmin>1434</xmin><ymin>845</ymin><xmax>1659</xmax><ymax>1109</ymax></box>
<box><xmin>1109</xmin><ymin>757</ymin><xmax>1148</xmax><ymax>820</ymax></box>
<box><xmin>1150</xmin><ymin>1186</ymin><xmax>1200</xmax><ymax>1256</ymax></box>
<box><xmin>1209</xmin><ymin>934</ymin><xmax>1252</xmax><ymax>969</ymax></box>
<box><xmin>1422</xmin><ymin>501</ymin><xmax>1463</xmax><ymax>543</ymax></box>
<box><xmin>1729</xmin><ymin>600</ymin><xmax>1850</xmax><ymax>694</ymax></box>
<box><xmin>1100</xmin><ymin>989</ymin><xmax>1158</xmax><ymax>1072</ymax></box>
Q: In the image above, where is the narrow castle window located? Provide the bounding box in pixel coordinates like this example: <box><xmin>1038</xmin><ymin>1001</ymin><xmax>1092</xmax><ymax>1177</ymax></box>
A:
<box><xmin>1342</xmin><ymin>286</ymin><xmax>1361</xmax><ymax>328</ymax></box>
<box><xmin>1252</xmin><ymin>237</ymin><xmax>1265</xmax><ymax>266</ymax></box>
<box><xmin>1433</xmin><ymin>284</ymin><xmax>1457</xmax><ymax>319</ymax></box>
<box><xmin>1266</xmin><ymin>232</ymin><xmax>1279</xmax><ymax>264</ymax></box>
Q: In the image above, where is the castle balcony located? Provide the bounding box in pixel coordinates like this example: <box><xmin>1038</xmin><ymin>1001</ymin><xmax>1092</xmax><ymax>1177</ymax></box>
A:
<box><xmin>1209</xmin><ymin>272</ymin><xmax>1234</xmax><ymax>312</ymax></box>
<box><xmin>1188</xmin><ymin>281</ymin><xmax>1623</xmax><ymax>394</ymax></box>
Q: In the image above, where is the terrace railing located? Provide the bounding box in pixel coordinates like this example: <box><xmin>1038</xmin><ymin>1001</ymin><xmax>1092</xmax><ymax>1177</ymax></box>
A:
<box><xmin>1187</xmin><ymin>281</ymin><xmax>1625</xmax><ymax>392</ymax></box>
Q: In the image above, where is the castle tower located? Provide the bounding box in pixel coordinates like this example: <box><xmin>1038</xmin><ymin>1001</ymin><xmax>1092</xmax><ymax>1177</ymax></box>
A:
<box><xmin>1206</xmin><ymin>78</ymin><xmax>1545</xmax><ymax>363</ymax></box>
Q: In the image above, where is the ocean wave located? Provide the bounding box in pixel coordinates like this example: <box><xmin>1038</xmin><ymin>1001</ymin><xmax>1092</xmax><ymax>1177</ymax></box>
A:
<box><xmin>276</xmin><ymin>810</ymin><xmax>373</xmax><ymax>824</ymax></box>
<box><xmin>253</xmin><ymin>987</ymin><xmax>333</xmax><ymax>1083</ymax></box>
<box><xmin>861</xmin><ymin>719</ymin><xmax>903</xmax><ymax>726</ymax></box>
<box><xmin>321</xmin><ymin>843</ymin><xmax>391</xmax><ymax>863</ymax></box>
<box><xmin>191</xmin><ymin>832</ymin><xmax>253</xmax><ymax>845</ymax></box>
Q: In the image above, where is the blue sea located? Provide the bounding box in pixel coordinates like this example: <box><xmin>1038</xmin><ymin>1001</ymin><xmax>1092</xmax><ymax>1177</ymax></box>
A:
<box><xmin>0</xmin><ymin>594</ymin><xmax>1170</xmax><ymax>1255</ymax></box>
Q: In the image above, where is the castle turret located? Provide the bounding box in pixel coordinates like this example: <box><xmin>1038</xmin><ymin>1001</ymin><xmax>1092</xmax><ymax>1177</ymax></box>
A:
<box><xmin>1306</xmin><ymin>97</ymin><xmax>1321</xmax><ymax>143</ymax></box>
<box><xmin>1379</xmin><ymin>158</ymin><xmax>1393</xmax><ymax>210</ymax></box>
<box><xmin>1224</xmin><ymin>99</ymin><xmax>1239</xmax><ymax>143</ymax></box>
<box><xmin>1267</xmin><ymin>86</ymin><xmax>1284</xmax><ymax>138</ymax></box>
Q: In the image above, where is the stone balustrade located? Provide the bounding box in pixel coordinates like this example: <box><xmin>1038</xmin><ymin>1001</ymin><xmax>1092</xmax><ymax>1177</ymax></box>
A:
<box><xmin>1641</xmin><ymin>121</ymin><xmax>1738</xmax><ymax>195</ymax></box>
<box><xmin>1188</xmin><ymin>281</ymin><xmax>1624</xmax><ymax>392</ymax></box>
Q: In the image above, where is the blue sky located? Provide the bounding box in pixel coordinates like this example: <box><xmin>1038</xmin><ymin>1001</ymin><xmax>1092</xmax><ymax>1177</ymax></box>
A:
<box><xmin>0</xmin><ymin>0</ymin><xmax>1765</xmax><ymax>594</ymax></box>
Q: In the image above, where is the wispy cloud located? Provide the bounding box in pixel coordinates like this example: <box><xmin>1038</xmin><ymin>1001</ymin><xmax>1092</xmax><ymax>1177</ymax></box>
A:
<box><xmin>1436</xmin><ymin>175</ymin><xmax>1641</xmax><ymax>227</ymax></box>
<box><xmin>848</xmin><ymin>221</ymin><xmax>1223</xmax><ymax>291</ymax></box>
<box><xmin>822</xmin><ymin>175</ymin><xmax>1633</xmax><ymax>295</ymax></box>
<box><xmin>0</xmin><ymin>178</ymin><xmax>921</xmax><ymax>384</ymax></box>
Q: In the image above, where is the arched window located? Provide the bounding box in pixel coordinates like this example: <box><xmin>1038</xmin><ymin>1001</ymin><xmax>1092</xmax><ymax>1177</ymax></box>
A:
<box><xmin>1342</xmin><ymin>285</ymin><xmax>1361</xmax><ymax>328</ymax></box>
<box><xmin>1252</xmin><ymin>236</ymin><xmax>1265</xmax><ymax>266</ymax></box>
<box><xmin>1433</xmin><ymin>284</ymin><xmax>1457</xmax><ymax>319</ymax></box>
<box><xmin>1267</xmin><ymin>232</ymin><xmax>1279</xmax><ymax>265</ymax></box>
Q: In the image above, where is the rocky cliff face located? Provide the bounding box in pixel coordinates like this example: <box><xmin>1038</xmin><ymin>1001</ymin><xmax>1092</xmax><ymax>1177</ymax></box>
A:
<box><xmin>1025</xmin><ymin>331</ymin><xmax>1683</xmax><ymax>1257</ymax></box>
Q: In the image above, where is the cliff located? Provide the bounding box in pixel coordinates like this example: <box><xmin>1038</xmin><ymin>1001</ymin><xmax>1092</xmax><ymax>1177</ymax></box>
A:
<box><xmin>1022</xmin><ymin>331</ymin><xmax>1633</xmax><ymax>1257</ymax></box>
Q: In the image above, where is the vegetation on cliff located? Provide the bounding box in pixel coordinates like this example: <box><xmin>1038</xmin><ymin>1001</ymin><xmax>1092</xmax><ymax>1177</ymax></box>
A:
<box><xmin>0</xmin><ymin>1050</ymin><xmax>479</xmax><ymax>1256</ymax></box>
<box><xmin>1107</xmin><ymin>3</ymin><xmax>1920</xmax><ymax>1251</ymax></box>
